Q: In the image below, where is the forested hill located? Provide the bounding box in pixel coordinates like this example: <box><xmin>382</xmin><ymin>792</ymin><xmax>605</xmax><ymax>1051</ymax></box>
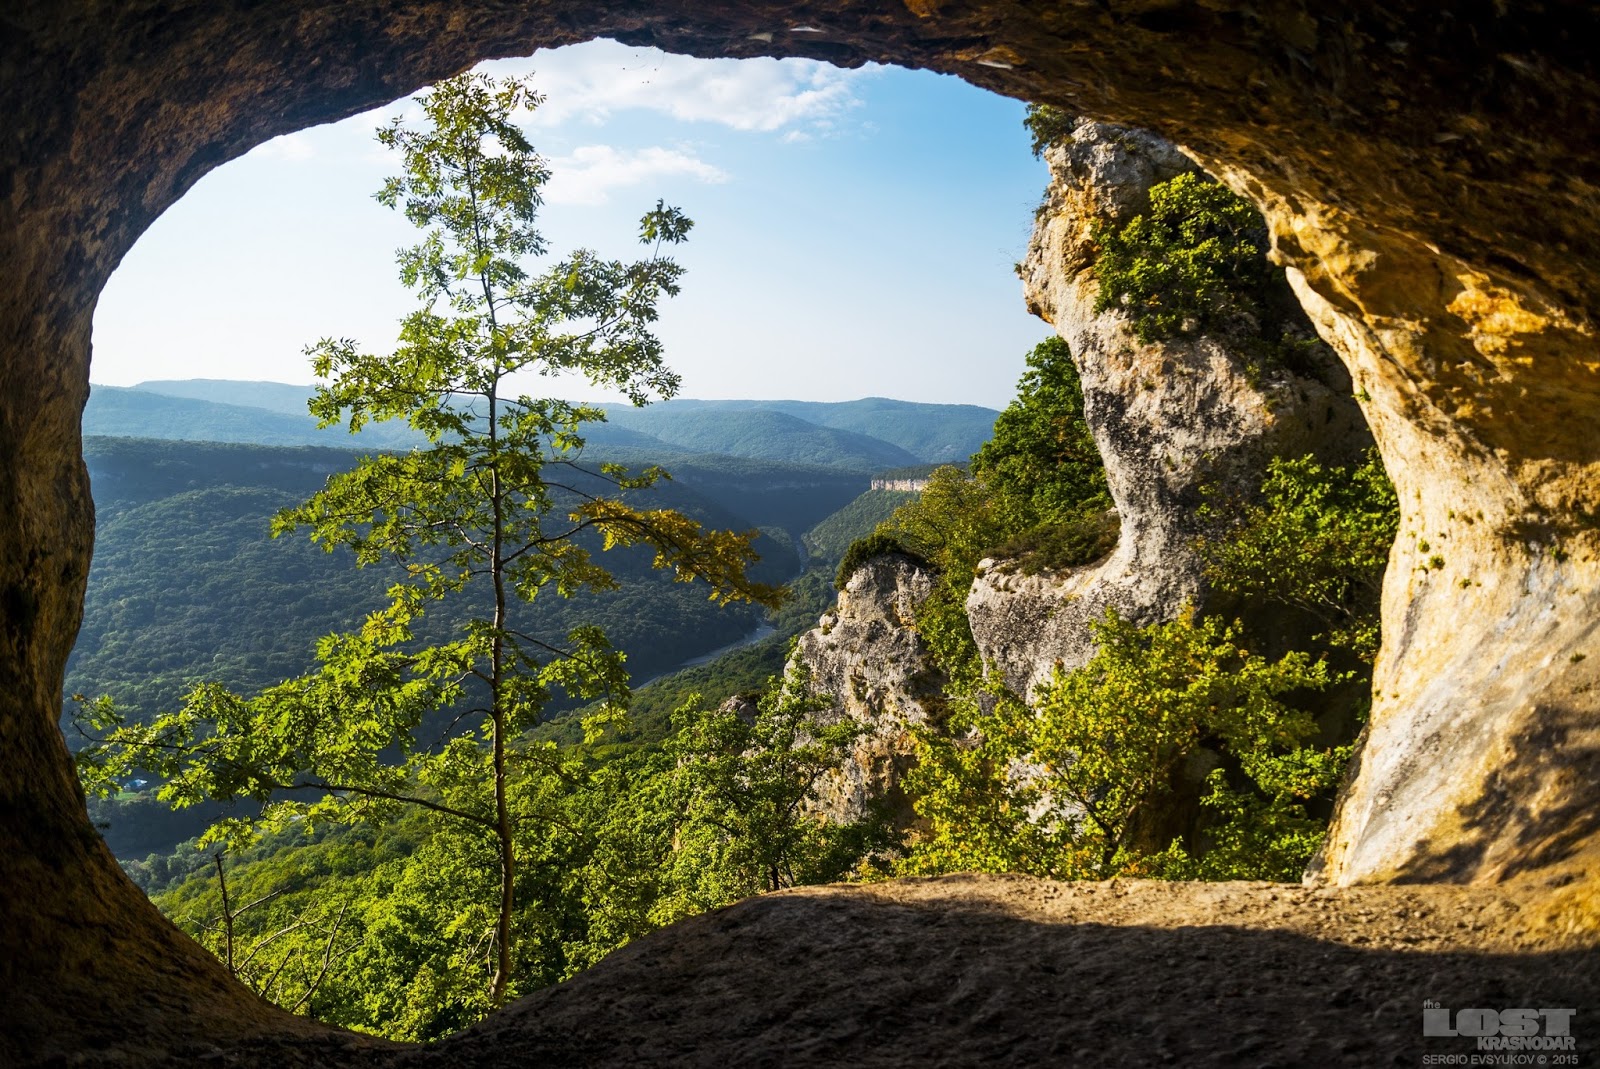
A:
<box><xmin>72</xmin><ymin>437</ymin><xmax>844</xmax><ymax>731</ymax></box>
<box><xmin>131</xmin><ymin>378</ymin><xmax>333</xmax><ymax>417</ymax></box>
<box><xmin>603</xmin><ymin>397</ymin><xmax>1000</xmax><ymax>464</ymax></box>
<box><xmin>103</xmin><ymin>380</ymin><xmax>999</xmax><ymax>469</ymax></box>
<box><xmin>593</xmin><ymin>407</ymin><xmax>920</xmax><ymax>470</ymax></box>
<box><xmin>82</xmin><ymin>437</ymin><xmax>868</xmax><ymax>543</ymax></box>
<box><xmin>85</xmin><ymin>384</ymin><xmax>428</xmax><ymax>450</ymax></box>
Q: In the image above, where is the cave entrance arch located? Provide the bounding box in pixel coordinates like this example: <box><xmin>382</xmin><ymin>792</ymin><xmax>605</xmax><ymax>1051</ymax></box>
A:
<box><xmin>4</xmin><ymin>3</ymin><xmax>1598</xmax><ymax>1062</ymax></box>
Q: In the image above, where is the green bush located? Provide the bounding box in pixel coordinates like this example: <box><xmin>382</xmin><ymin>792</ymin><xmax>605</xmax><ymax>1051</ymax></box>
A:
<box><xmin>901</xmin><ymin>608</ymin><xmax>1347</xmax><ymax>882</ymax></box>
<box><xmin>1092</xmin><ymin>172</ymin><xmax>1275</xmax><ymax>344</ymax></box>
<box><xmin>835</xmin><ymin>532</ymin><xmax>927</xmax><ymax>590</ymax></box>
<box><xmin>1023</xmin><ymin>103</ymin><xmax>1076</xmax><ymax>158</ymax></box>
<box><xmin>989</xmin><ymin>510</ymin><xmax>1121</xmax><ymax>576</ymax></box>
<box><xmin>1198</xmin><ymin>449</ymin><xmax>1397</xmax><ymax>661</ymax></box>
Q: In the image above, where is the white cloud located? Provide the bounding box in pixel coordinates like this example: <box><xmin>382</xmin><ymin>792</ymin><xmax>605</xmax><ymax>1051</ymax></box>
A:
<box><xmin>543</xmin><ymin>145</ymin><xmax>729</xmax><ymax>206</ymax></box>
<box><xmin>480</xmin><ymin>40</ymin><xmax>872</xmax><ymax>135</ymax></box>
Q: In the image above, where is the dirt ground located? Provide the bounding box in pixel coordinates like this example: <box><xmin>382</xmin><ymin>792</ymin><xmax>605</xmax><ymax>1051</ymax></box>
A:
<box><xmin>62</xmin><ymin>873</ymin><xmax>1594</xmax><ymax>1069</ymax></box>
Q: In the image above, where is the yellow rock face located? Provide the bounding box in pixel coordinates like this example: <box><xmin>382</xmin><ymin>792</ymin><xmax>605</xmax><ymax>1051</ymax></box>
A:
<box><xmin>1197</xmin><ymin>169</ymin><xmax>1600</xmax><ymax>895</ymax></box>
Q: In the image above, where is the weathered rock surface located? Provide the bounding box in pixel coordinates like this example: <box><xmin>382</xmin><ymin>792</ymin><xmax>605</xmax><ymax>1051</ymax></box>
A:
<box><xmin>1245</xmin><ymin>179</ymin><xmax>1600</xmax><ymax>891</ymax></box>
<box><xmin>968</xmin><ymin>121</ymin><xmax>1370</xmax><ymax>699</ymax></box>
<box><xmin>5</xmin><ymin>0</ymin><xmax>1600</xmax><ymax>1059</ymax></box>
<box><xmin>791</xmin><ymin>554</ymin><xmax>944</xmax><ymax>822</ymax></box>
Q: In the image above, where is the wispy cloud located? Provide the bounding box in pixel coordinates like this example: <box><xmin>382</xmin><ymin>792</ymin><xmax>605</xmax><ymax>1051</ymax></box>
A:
<box><xmin>483</xmin><ymin>40</ymin><xmax>872</xmax><ymax>135</ymax></box>
<box><xmin>250</xmin><ymin>131</ymin><xmax>317</xmax><ymax>163</ymax></box>
<box><xmin>543</xmin><ymin>145</ymin><xmax>729</xmax><ymax>206</ymax></box>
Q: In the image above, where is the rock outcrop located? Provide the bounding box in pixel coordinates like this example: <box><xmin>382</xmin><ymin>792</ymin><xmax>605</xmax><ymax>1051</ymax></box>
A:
<box><xmin>5</xmin><ymin>2</ymin><xmax>1600</xmax><ymax>1061</ymax></box>
<box><xmin>790</xmin><ymin>554</ymin><xmax>944</xmax><ymax>823</ymax></box>
<box><xmin>1235</xmin><ymin>172</ymin><xmax>1600</xmax><ymax>894</ymax></box>
<box><xmin>968</xmin><ymin>121</ymin><xmax>1371</xmax><ymax>700</ymax></box>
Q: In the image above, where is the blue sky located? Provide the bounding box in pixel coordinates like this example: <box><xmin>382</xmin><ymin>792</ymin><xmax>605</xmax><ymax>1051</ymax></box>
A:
<box><xmin>91</xmin><ymin>41</ymin><xmax>1053</xmax><ymax>410</ymax></box>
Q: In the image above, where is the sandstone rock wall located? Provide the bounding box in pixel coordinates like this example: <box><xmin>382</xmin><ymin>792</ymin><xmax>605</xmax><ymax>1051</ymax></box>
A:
<box><xmin>969</xmin><ymin>121</ymin><xmax>1371</xmax><ymax>700</ymax></box>
<box><xmin>1196</xmin><ymin>164</ymin><xmax>1600</xmax><ymax>892</ymax></box>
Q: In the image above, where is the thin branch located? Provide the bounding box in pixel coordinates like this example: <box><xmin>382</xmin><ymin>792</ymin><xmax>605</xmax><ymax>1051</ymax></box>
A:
<box><xmin>266</xmin><ymin>777</ymin><xmax>492</xmax><ymax>829</ymax></box>
<box><xmin>289</xmin><ymin>901</ymin><xmax>351</xmax><ymax>1015</ymax></box>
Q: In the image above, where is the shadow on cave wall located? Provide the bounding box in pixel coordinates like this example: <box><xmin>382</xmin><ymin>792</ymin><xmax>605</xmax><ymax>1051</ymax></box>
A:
<box><xmin>1398</xmin><ymin>695</ymin><xmax>1600</xmax><ymax>884</ymax></box>
<box><xmin>37</xmin><ymin>889</ymin><xmax>1591</xmax><ymax>1069</ymax></box>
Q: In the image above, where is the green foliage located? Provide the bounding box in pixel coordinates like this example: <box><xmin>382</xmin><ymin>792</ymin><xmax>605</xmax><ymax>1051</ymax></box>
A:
<box><xmin>875</xmin><ymin>465</ymin><xmax>1004</xmax><ymax>580</ymax></box>
<box><xmin>137</xmin><ymin>666</ymin><xmax>882</xmax><ymax>1042</ymax></box>
<box><xmin>895</xmin><ymin>681</ymin><xmax>1065</xmax><ymax>877</ymax></box>
<box><xmin>902</xmin><ymin>609</ymin><xmax>1346</xmax><ymax>881</ymax></box>
<box><xmin>986</xmin><ymin>510</ymin><xmax>1121</xmax><ymax>576</ymax></box>
<box><xmin>665</xmin><ymin>668</ymin><xmax>892</xmax><ymax>894</ymax></box>
<box><xmin>1198</xmin><ymin>450</ymin><xmax>1398</xmax><ymax>660</ymax></box>
<box><xmin>872</xmin><ymin>465</ymin><xmax>1006</xmax><ymax>682</ymax></box>
<box><xmin>1092</xmin><ymin>172</ymin><xmax>1275</xmax><ymax>344</ymax></box>
<box><xmin>802</xmin><ymin>489</ymin><xmax>918</xmax><ymax>565</ymax></box>
<box><xmin>80</xmin><ymin>70</ymin><xmax>777</xmax><ymax>1008</ymax></box>
<box><xmin>535</xmin><ymin>567</ymin><xmax>843</xmax><ymax>751</ymax></box>
<box><xmin>834</xmin><ymin>533</ymin><xmax>927</xmax><ymax>591</ymax></box>
<box><xmin>970</xmin><ymin>336</ymin><xmax>1110</xmax><ymax>534</ymax></box>
<box><xmin>894</xmin><ymin>448</ymin><xmax>1392</xmax><ymax>885</ymax></box>
<box><xmin>68</xmin><ymin>442</ymin><xmax>793</xmax><ymax>790</ymax></box>
<box><xmin>1023</xmin><ymin>103</ymin><xmax>1076</xmax><ymax>158</ymax></box>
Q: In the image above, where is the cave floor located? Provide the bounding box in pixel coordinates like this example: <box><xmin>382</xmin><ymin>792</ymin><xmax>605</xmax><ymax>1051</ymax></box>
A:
<box><xmin>48</xmin><ymin>874</ymin><xmax>1600</xmax><ymax>1067</ymax></box>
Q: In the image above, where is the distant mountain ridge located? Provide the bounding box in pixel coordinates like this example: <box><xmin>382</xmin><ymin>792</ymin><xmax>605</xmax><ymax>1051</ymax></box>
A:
<box><xmin>87</xmin><ymin>384</ymin><xmax>425</xmax><ymax>450</ymax></box>
<box><xmin>613</xmin><ymin>397</ymin><xmax>999</xmax><ymax>464</ymax></box>
<box><xmin>104</xmin><ymin>379</ymin><xmax>999</xmax><ymax>469</ymax></box>
<box><xmin>131</xmin><ymin>378</ymin><xmax>326</xmax><ymax>417</ymax></box>
<box><xmin>595</xmin><ymin>406</ymin><xmax>920</xmax><ymax>471</ymax></box>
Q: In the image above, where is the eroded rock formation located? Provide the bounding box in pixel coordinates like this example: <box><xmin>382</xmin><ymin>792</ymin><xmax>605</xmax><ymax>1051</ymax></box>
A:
<box><xmin>791</xmin><ymin>554</ymin><xmax>944</xmax><ymax>823</ymax></box>
<box><xmin>5</xmin><ymin>1</ymin><xmax>1600</xmax><ymax>1061</ymax></box>
<box><xmin>968</xmin><ymin>120</ymin><xmax>1371</xmax><ymax>700</ymax></box>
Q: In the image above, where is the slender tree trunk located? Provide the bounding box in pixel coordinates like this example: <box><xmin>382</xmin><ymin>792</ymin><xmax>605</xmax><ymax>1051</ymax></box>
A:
<box><xmin>487</xmin><ymin>376</ymin><xmax>515</xmax><ymax>1007</ymax></box>
<box><xmin>214</xmin><ymin>852</ymin><xmax>237</xmax><ymax>978</ymax></box>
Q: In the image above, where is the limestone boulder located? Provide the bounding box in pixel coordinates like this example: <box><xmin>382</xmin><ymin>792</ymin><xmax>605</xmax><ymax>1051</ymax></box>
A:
<box><xmin>791</xmin><ymin>554</ymin><xmax>945</xmax><ymax>824</ymax></box>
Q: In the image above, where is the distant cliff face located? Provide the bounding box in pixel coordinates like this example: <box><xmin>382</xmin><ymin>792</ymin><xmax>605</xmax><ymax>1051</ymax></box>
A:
<box><xmin>969</xmin><ymin>121</ymin><xmax>1372</xmax><ymax>700</ymax></box>
<box><xmin>790</xmin><ymin>554</ymin><xmax>944</xmax><ymax>824</ymax></box>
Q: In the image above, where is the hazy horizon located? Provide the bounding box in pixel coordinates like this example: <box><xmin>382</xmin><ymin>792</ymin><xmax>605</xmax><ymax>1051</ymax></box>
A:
<box><xmin>100</xmin><ymin>377</ymin><xmax>1005</xmax><ymax>414</ymax></box>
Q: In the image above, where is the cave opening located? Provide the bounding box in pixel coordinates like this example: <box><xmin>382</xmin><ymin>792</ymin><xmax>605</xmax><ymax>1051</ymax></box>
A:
<box><xmin>4</xmin><ymin>4</ymin><xmax>1599</xmax><ymax>1065</ymax></box>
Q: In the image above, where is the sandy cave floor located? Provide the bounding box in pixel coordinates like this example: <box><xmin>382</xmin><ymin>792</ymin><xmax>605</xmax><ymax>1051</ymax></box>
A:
<box><xmin>79</xmin><ymin>874</ymin><xmax>1600</xmax><ymax>1068</ymax></box>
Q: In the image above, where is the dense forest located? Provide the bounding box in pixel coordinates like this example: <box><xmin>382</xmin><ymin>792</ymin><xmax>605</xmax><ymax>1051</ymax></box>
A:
<box><xmin>73</xmin><ymin>437</ymin><xmax>812</xmax><ymax>719</ymax></box>
<box><xmin>73</xmin><ymin>378</ymin><xmax>994</xmax><ymax>849</ymax></box>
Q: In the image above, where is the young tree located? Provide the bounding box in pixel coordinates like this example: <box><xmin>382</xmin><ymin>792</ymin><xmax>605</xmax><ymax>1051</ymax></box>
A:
<box><xmin>665</xmin><ymin>669</ymin><xmax>884</xmax><ymax>897</ymax></box>
<box><xmin>79</xmin><ymin>72</ymin><xmax>777</xmax><ymax>1006</ymax></box>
